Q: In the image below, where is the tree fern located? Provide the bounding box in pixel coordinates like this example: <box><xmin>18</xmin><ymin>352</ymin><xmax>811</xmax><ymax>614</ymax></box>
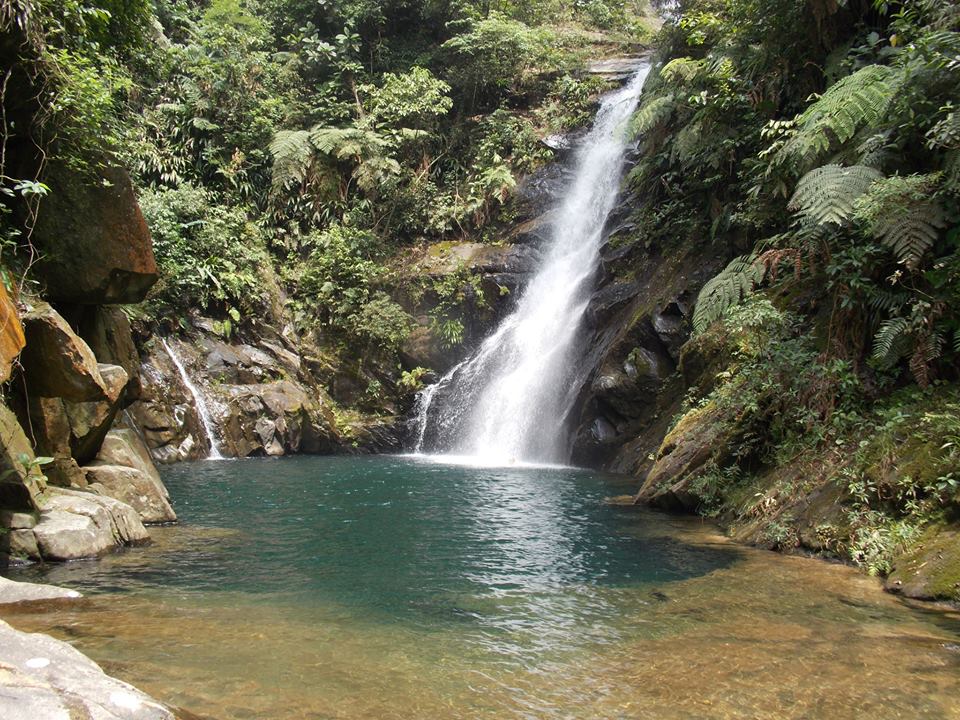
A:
<box><xmin>269</xmin><ymin>129</ymin><xmax>313</xmax><ymax>190</ymax></box>
<box><xmin>660</xmin><ymin>57</ymin><xmax>705</xmax><ymax>85</ymax></box>
<box><xmin>673</xmin><ymin>119</ymin><xmax>707</xmax><ymax>168</ymax></box>
<box><xmin>854</xmin><ymin>174</ymin><xmax>947</xmax><ymax>270</ymax></box>
<box><xmin>778</xmin><ymin>65</ymin><xmax>900</xmax><ymax>168</ymax></box>
<box><xmin>789</xmin><ymin>164</ymin><xmax>883</xmax><ymax>226</ymax></box>
<box><xmin>630</xmin><ymin>93</ymin><xmax>674</xmax><ymax>138</ymax></box>
<box><xmin>693</xmin><ymin>255</ymin><xmax>766</xmax><ymax>334</ymax></box>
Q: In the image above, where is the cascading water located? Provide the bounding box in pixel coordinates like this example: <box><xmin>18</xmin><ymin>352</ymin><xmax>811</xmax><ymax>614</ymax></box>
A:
<box><xmin>414</xmin><ymin>64</ymin><xmax>650</xmax><ymax>465</ymax></box>
<box><xmin>160</xmin><ymin>338</ymin><xmax>225</xmax><ymax>460</ymax></box>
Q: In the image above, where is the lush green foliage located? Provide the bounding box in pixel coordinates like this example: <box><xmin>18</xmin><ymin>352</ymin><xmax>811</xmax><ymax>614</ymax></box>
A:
<box><xmin>637</xmin><ymin>0</ymin><xmax>960</xmax><ymax>387</ymax></box>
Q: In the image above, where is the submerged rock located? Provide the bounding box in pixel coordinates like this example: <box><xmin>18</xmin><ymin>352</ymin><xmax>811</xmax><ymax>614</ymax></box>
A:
<box><xmin>0</xmin><ymin>618</ymin><xmax>174</xmax><ymax>719</ymax></box>
<box><xmin>0</xmin><ymin>576</ymin><xmax>81</xmax><ymax>604</ymax></box>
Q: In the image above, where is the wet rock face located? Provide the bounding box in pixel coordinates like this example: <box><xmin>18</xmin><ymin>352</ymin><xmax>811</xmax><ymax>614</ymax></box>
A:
<box><xmin>30</xmin><ymin>164</ymin><xmax>158</xmax><ymax>304</ymax></box>
<box><xmin>569</xmin><ymin>212</ymin><xmax>732</xmax><ymax>470</ymax></box>
<box><xmin>395</xmin><ymin>241</ymin><xmax>542</xmax><ymax>374</ymax></box>
<box><xmin>132</xmin><ymin>334</ymin><xmax>343</xmax><ymax>462</ymax></box>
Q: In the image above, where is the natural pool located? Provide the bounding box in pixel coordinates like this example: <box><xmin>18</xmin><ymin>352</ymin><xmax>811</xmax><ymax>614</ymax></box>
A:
<box><xmin>4</xmin><ymin>456</ymin><xmax>960</xmax><ymax>719</ymax></box>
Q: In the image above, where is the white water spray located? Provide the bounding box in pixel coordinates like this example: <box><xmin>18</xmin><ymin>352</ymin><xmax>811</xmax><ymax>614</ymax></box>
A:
<box><xmin>161</xmin><ymin>338</ymin><xmax>224</xmax><ymax>460</ymax></box>
<box><xmin>414</xmin><ymin>65</ymin><xmax>650</xmax><ymax>464</ymax></box>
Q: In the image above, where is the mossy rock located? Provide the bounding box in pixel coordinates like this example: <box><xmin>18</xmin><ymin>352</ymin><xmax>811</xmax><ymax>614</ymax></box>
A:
<box><xmin>636</xmin><ymin>400</ymin><xmax>735</xmax><ymax>512</ymax></box>
<box><xmin>886</xmin><ymin>525</ymin><xmax>960</xmax><ymax>602</ymax></box>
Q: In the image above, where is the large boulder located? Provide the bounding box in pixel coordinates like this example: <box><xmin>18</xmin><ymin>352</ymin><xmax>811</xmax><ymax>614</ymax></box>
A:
<box><xmin>27</xmin><ymin>363</ymin><xmax>130</xmax><ymax>484</ymax></box>
<box><xmin>63</xmin><ymin>363</ymin><xmax>129</xmax><ymax>463</ymax></box>
<box><xmin>84</xmin><ymin>465</ymin><xmax>175</xmax><ymax>524</ymax></box>
<box><xmin>85</xmin><ymin>428</ymin><xmax>176</xmax><ymax>523</ymax></box>
<box><xmin>635</xmin><ymin>401</ymin><xmax>735</xmax><ymax>512</ymax></box>
<box><xmin>0</xmin><ymin>282</ymin><xmax>25</xmax><ymax>383</ymax></box>
<box><xmin>886</xmin><ymin>525</ymin><xmax>960</xmax><ymax>603</ymax></box>
<box><xmin>23</xmin><ymin>397</ymin><xmax>88</xmax><ymax>488</ymax></box>
<box><xmin>30</xmin><ymin>163</ymin><xmax>158</xmax><ymax>304</ymax></box>
<box><xmin>30</xmin><ymin>488</ymin><xmax>148</xmax><ymax>561</ymax></box>
<box><xmin>0</xmin><ymin>618</ymin><xmax>175</xmax><ymax>719</ymax></box>
<box><xmin>19</xmin><ymin>302</ymin><xmax>110</xmax><ymax>402</ymax></box>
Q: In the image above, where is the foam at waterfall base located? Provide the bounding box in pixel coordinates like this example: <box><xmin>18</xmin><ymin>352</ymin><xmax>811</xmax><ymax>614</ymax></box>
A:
<box><xmin>401</xmin><ymin>453</ymin><xmax>577</xmax><ymax>471</ymax></box>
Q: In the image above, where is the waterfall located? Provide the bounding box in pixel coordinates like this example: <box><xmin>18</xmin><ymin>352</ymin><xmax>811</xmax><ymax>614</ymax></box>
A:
<box><xmin>160</xmin><ymin>338</ymin><xmax>225</xmax><ymax>460</ymax></box>
<box><xmin>414</xmin><ymin>65</ymin><xmax>650</xmax><ymax>465</ymax></box>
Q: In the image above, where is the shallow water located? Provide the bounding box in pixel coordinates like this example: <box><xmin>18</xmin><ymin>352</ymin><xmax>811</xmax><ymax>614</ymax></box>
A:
<box><xmin>4</xmin><ymin>456</ymin><xmax>960</xmax><ymax>719</ymax></box>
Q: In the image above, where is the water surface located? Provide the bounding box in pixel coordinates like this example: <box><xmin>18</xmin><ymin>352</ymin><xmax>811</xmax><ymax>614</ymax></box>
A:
<box><xmin>4</xmin><ymin>456</ymin><xmax>959</xmax><ymax>719</ymax></box>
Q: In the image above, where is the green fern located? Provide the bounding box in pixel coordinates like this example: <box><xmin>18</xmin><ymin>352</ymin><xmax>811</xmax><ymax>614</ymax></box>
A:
<box><xmin>269</xmin><ymin>129</ymin><xmax>313</xmax><ymax>190</ymax></box>
<box><xmin>673</xmin><ymin>119</ymin><xmax>707</xmax><ymax>168</ymax></box>
<box><xmin>789</xmin><ymin>164</ymin><xmax>883</xmax><ymax>226</ymax></box>
<box><xmin>871</xmin><ymin>317</ymin><xmax>912</xmax><ymax>369</ymax></box>
<box><xmin>630</xmin><ymin>93</ymin><xmax>675</xmax><ymax>138</ymax></box>
<box><xmin>854</xmin><ymin>174</ymin><xmax>947</xmax><ymax>270</ymax></box>
<box><xmin>693</xmin><ymin>255</ymin><xmax>766</xmax><ymax>334</ymax></box>
<box><xmin>778</xmin><ymin>65</ymin><xmax>900</xmax><ymax>168</ymax></box>
<box><xmin>660</xmin><ymin>57</ymin><xmax>705</xmax><ymax>85</ymax></box>
<box><xmin>910</xmin><ymin>331</ymin><xmax>944</xmax><ymax>388</ymax></box>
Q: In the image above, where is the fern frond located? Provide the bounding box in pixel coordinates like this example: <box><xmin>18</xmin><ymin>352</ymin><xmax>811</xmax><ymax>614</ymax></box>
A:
<box><xmin>309</xmin><ymin>127</ymin><xmax>355</xmax><ymax>155</ymax></box>
<box><xmin>779</xmin><ymin>65</ymin><xmax>900</xmax><ymax>168</ymax></box>
<box><xmin>660</xmin><ymin>57</ymin><xmax>705</xmax><ymax>85</ymax></box>
<box><xmin>871</xmin><ymin>317</ymin><xmax>912</xmax><ymax>368</ymax></box>
<box><xmin>269</xmin><ymin>129</ymin><xmax>313</xmax><ymax>190</ymax></box>
<box><xmin>693</xmin><ymin>255</ymin><xmax>766</xmax><ymax>334</ymax></box>
<box><xmin>789</xmin><ymin>164</ymin><xmax>883</xmax><ymax>226</ymax></box>
<box><xmin>854</xmin><ymin>173</ymin><xmax>947</xmax><ymax>270</ymax></box>
<box><xmin>353</xmin><ymin>156</ymin><xmax>401</xmax><ymax>193</ymax></box>
<box><xmin>879</xmin><ymin>209</ymin><xmax>946</xmax><ymax>269</ymax></box>
<box><xmin>909</xmin><ymin>331</ymin><xmax>944</xmax><ymax>388</ymax></box>
<box><xmin>630</xmin><ymin>93</ymin><xmax>675</xmax><ymax>138</ymax></box>
<box><xmin>673</xmin><ymin>119</ymin><xmax>706</xmax><ymax>168</ymax></box>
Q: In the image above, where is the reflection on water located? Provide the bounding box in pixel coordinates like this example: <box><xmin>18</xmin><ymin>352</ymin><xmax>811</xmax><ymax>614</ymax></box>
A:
<box><xmin>3</xmin><ymin>456</ymin><xmax>959</xmax><ymax>719</ymax></box>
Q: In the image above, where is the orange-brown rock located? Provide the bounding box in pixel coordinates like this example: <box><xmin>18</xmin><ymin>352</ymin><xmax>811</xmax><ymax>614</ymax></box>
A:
<box><xmin>31</xmin><ymin>163</ymin><xmax>158</xmax><ymax>304</ymax></box>
<box><xmin>19</xmin><ymin>303</ymin><xmax>109</xmax><ymax>402</ymax></box>
<box><xmin>0</xmin><ymin>283</ymin><xmax>24</xmax><ymax>383</ymax></box>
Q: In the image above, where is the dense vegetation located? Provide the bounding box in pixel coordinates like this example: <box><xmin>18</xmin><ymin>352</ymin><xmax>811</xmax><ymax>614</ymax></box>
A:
<box><xmin>2</xmin><ymin>0</ymin><xmax>959</xmax><ymax>584</ymax></box>
<box><xmin>2</xmin><ymin>0</ymin><xmax>648</xmax><ymax>336</ymax></box>
<box><xmin>628</xmin><ymin>0</ymin><xmax>960</xmax><ymax>577</ymax></box>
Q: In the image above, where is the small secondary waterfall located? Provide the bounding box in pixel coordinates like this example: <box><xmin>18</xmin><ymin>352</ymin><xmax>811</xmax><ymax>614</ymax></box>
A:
<box><xmin>414</xmin><ymin>65</ymin><xmax>650</xmax><ymax>464</ymax></box>
<box><xmin>161</xmin><ymin>338</ymin><xmax>224</xmax><ymax>460</ymax></box>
